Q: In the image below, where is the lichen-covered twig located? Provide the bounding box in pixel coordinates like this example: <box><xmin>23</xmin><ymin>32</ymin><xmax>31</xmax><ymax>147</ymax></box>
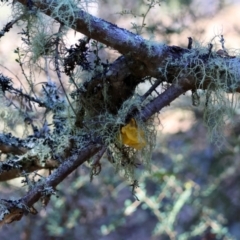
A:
<box><xmin>0</xmin><ymin>143</ymin><xmax>101</xmax><ymax>224</ymax></box>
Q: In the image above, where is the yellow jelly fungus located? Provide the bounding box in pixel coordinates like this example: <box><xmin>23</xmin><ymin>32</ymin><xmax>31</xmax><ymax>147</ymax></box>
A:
<box><xmin>120</xmin><ymin>118</ymin><xmax>146</xmax><ymax>150</ymax></box>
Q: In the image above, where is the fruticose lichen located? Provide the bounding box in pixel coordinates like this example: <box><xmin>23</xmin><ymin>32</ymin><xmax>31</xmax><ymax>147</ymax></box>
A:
<box><xmin>170</xmin><ymin>43</ymin><xmax>240</xmax><ymax>146</ymax></box>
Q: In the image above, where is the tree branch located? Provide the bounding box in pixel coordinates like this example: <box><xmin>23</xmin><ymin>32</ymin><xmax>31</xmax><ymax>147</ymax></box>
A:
<box><xmin>15</xmin><ymin>0</ymin><xmax>240</xmax><ymax>92</ymax></box>
<box><xmin>0</xmin><ymin>143</ymin><xmax>101</xmax><ymax>224</ymax></box>
<box><xmin>139</xmin><ymin>82</ymin><xmax>189</xmax><ymax>121</ymax></box>
<box><xmin>16</xmin><ymin>0</ymin><xmax>168</xmax><ymax>76</ymax></box>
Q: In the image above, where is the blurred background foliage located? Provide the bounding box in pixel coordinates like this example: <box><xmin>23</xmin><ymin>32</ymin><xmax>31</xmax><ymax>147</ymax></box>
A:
<box><xmin>1</xmin><ymin>0</ymin><xmax>240</xmax><ymax>239</ymax></box>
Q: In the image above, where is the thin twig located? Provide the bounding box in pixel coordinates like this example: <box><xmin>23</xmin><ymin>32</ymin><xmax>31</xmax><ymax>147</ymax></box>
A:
<box><xmin>139</xmin><ymin>83</ymin><xmax>189</xmax><ymax>121</ymax></box>
<box><xmin>0</xmin><ymin>16</ymin><xmax>23</xmax><ymax>39</ymax></box>
<box><xmin>54</xmin><ymin>24</ymin><xmax>77</xmax><ymax>116</ymax></box>
<box><xmin>141</xmin><ymin>78</ymin><xmax>163</xmax><ymax>101</ymax></box>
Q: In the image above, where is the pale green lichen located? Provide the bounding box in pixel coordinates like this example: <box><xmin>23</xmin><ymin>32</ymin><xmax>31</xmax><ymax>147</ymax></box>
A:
<box><xmin>44</xmin><ymin>0</ymin><xmax>79</xmax><ymax>27</ymax></box>
<box><xmin>91</xmin><ymin>95</ymin><xmax>156</xmax><ymax>182</ymax></box>
<box><xmin>173</xmin><ymin>44</ymin><xmax>240</xmax><ymax>146</ymax></box>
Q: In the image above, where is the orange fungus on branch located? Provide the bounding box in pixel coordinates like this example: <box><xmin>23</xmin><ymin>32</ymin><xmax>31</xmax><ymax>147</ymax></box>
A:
<box><xmin>120</xmin><ymin>118</ymin><xmax>146</xmax><ymax>150</ymax></box>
